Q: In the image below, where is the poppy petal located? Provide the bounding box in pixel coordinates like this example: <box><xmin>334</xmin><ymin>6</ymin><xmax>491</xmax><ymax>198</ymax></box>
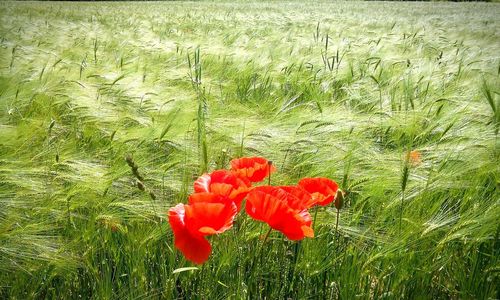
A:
<box><xmin>189</xmin><ymin>192</ymin><xmax>229</xmax><ymax>205</ymax></box>
<box><xmin>268</xmin><ymin>209</ymin><xmax>314</xmax><ymax>241</ymax></box>
<box><xmin>278</xmin><ymin>185</ymin><xmax>316</xmax><ymax>210</ymax></box>
<box><xmin>194</xmin><ymin>174</ymin><xmax>211</xmax><ymax>193</ymax></box>
<box><xmin>245</xmin><ymin>186</ymin><xmax>289</xmax><ymax>224</ymax></box>
<box><xmin>301</xmin><ymin>225</ymin><xmax>314</xmax><ymax>238</ymax></box>
<box><xmin>245</xmin><ymin>186</ymin><xmax>314</xmax><ymax>240</ymax></box>
<box><xmin>174</xmin><ymin>231</ymin><xmax>212</xmax><ymax>264</ymax></box>
<box><xmin>230</xmin><ymin>157</ymin><xmax>276</xmax><ymax>182</ymax></box>
<box><xmin>192</xmin><ymin>170</ymin><xmax>251</xmax><ymax>211</ymax></box>
<box><xmin>184</xmin><ymin>202</ymin><xmax>237</xmax><ymax>236</ymax></box>
<box><xmin>298</xmin><ymin>177</ymin><xmax>339</xmax><ymax>206</ymax></box>
<box><xmin>168</xmin><ymin>204</ymin><xmax>212</xmax><ymax>264</ymax></box>
<box><xmin>209</xmin><ymin>183</ymin><xmax>234</xmax><ymax>197</ymax></box>
<box><xmin>210</xmin><ymin>170</ymin><xmax>235</xmax><ymax>184</ymax></box>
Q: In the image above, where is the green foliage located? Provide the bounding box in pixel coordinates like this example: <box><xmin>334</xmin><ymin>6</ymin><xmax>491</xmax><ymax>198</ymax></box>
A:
<box><xmin>0</xmin><ymin>1</ymin><xmax>499</xmax><ymax>299</ymax></box>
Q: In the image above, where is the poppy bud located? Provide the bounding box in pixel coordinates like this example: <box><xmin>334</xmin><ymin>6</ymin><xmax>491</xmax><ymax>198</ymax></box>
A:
<box><xmin>335</xmin><ymin>189</ymin><xmax>344</xmax><ymax>210</ymax></box>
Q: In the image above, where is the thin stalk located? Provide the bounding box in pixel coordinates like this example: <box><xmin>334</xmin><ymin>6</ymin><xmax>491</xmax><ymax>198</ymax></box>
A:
<box><xmin>335</xmin><ymin>208</ymin><xmax>340</xmax><ymax>234</ymax></box>
<box><xmin>249</xmin><ymin>226</ymin><xmax>273</xmax><ymax>292</ymax></box>
<box><xmin>261</xmin><ymin>226</ymin><xmax>272</xmax><ymax>245</ymax></box>
<box><xmin>400</xmin><ymin>151</ymin><xmax>410</xmax><ymax>232</ymax></box>
<box><xmin>66</xmin><ymin>196</ymin><xmax>72</xmax><ymax>229</ymax></box>
<box><xmin>268</xmin><ymin>160</ymin><xmax>273</xmax><ymax>185</ymax></box>
<box><xmin>399</xmin><ymin>190</ymin><xmax>405</xmax><ymax>232</ymax></box>
<box><xmin>313</xmin><ymin>206</ymin><xmax>319</xmax><ymax>231</ymax></box>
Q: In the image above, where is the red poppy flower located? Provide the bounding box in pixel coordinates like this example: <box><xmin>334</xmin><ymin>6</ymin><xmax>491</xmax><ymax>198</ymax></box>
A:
<box><xmin>168</xmin><ymin>202</ymin><xmax>237</xmax><ymax>264</ymax></box>
<box><xmin>278</xmin><ymin>185</ymin><xmax>316</xmax><ymax>210</ymax></box>
<box><xmin>188</xmin><ymin>192</ymin><xmax>231</xmax><ymax>206</ymax></box>
<box><xmin>298</xmin><ymin>177</ymin><xmax>339</xmax><ymax>206</ymax></box>
<box><xmin>168</xmin><ymin>204</ymin><xmax>211</xmax><ymax>264</ymax></box>
<box><xmin>193</xmin><ymin>170</ymin><xmax>251</xmax><ymax>210</ymax></box>
<box><xmin>230</xmin><ymin>157</ymin><xmax>276</xmax><ymax>183</ymax></box>
<box><xmin>245</xmin><ymin>186</ymin><xmax>314</xmax><ymax>240</ymax></box>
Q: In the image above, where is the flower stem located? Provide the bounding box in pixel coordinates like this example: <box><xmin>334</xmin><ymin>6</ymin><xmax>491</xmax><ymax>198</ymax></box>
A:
<box><xmin>267</xmin><ymin>160</ymin><xmax>272</xmax><ymax>185</ymax></box>
<box><xmin>312</xmin><ymin>206</ymin><xmax>319</xmax><ymax>231</ymax></box>
<box><xmin>261</xmin><ymin>226</ymin><xmax>272</xmax><ymax>245</ymax></box>
<box><xmin>335</xmin><ymin>208</ymin><xmax>340</xmax><ymax>235</ymax></box>
<box><xmin>250</xmin><ymin>226</ymin><xmax>273</xmax><ymax>285</ymax></box>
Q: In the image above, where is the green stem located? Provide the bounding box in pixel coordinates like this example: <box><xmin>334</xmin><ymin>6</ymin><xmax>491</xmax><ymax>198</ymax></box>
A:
<box><xmin>249</xmin><ymin>226</ymin><xmax>273</xmax><ymax>291</ymax></box>
<box><xmin>399</xmin><ymin>190</ymin><xmax>405</xmax><ymax>232</ymax></box>
<box><xmin>313</xmin><ymin>206</ymin><xmax>319</xmax><ymax>231</ymax></box>
<box><xmin>261</xmin><ymin>226</ymin><xmax>272</xmax><ymax>245</ymax></box>
<box><xmin>267</xmin><ymin>161</ymin><xmax>272</xmax><ymax>185</ymax></box>
<box><xmin>335</xmin><ymin>208</ymin><xmax>340</xmax><ymax>235</ymax></box>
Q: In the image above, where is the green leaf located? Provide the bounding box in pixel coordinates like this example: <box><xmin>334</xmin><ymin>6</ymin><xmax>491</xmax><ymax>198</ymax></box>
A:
<box><xmin>172</xmin><ymin>267</ymin><xmax>199</xmax><ymax>274</ymax></box>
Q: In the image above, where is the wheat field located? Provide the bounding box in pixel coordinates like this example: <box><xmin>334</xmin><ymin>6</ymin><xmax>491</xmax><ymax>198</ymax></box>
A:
<box><xmin>0</xmin><ymin>1</ymin><xmax>499</xmax><ymax>299</ymax></box>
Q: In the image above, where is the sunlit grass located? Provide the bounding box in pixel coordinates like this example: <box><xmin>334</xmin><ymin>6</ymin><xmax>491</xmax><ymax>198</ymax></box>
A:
<box><xmin>0</xmin><ymin>1</ymin><xmax>499</xmax><ymax>298</ymax></box>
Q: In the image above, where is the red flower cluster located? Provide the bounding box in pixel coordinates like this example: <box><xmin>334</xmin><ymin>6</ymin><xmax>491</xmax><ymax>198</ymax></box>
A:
<box><xmin>168</xmin><ymin>156</ymin><xmax>339</xmax><ymax>264</ymax></box>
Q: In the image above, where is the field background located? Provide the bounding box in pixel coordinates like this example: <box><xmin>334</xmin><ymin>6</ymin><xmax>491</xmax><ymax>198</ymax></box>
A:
<box><xmin>1</xmin><ymin>1</ymin><xmax>499</xmax><ymax>299</ymax></box>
